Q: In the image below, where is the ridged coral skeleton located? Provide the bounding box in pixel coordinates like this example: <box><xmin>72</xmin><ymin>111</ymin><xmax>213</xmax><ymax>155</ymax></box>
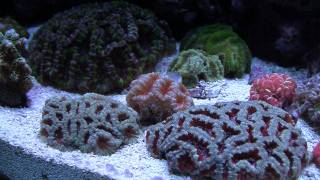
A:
<box><xmin>126</xmin><ymin>73</ymin><xmax>193</xmax><ymax>125</ymax></box>
<box><xmin>250</xmin><ymin>73</ymin><xmax>297</xmax><ymax>108</ymax></box>
<box><xmin>146</xmin><ymin>101</ymin><xmax>307</xmax><ymax>179</ymax></box>
<box><xmin>40</xmin><ymin>93</ymin><xmax>140</xmax><ymax>155</ymax></box>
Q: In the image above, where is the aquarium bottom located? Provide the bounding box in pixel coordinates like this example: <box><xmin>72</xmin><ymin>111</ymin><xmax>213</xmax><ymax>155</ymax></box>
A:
<box><xmin>0</xmin><ymin>139</ymin><xmax>110</xmax><ymax>180</ymax></box>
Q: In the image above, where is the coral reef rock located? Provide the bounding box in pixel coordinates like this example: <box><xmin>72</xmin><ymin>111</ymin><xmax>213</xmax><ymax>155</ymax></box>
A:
<box><xmin>288</xmin><ymin>73</ymin><xmax>320</xmax><ymax>125</ymax></box>
<box><xmin>29</xmin><ymin>1</ymin><xmax>175</xmax><ymax>94</ymax></box>
<box><xmin>181</xmin><ymin>24</ymin><xmax>252</xmax><ymax>78</ymax></box>
<box><xmin>40</xmin><ymin>93</ymin><xmax>141</xmax><ymax>155</ymax></box>
<box><xmin>146</xmin><ymin>100</ymin><xmax>307</xmax><ymax>179</ymax></box>
<box><xmin>0</xmin><ymin>29</ymin><xmax>32</xmax><ymax>107</ymax></box>
<box><xmin>0</xmin><ymin>17</ymin><xmax>29</xmax><ymax>38</ymax></box>
<box><xmin>250</xmin><ymin>73</ymin><xmax>297</xmax><ymax>108</ymax></box>
<box><xmin>126</xmin><ymin>73</ymin><xmax>193</xmax><ymax>125</ymax></box>
<box><xmin>169</xmin><ymin>49</ymin><xmax>224</xmax><ymax>88</ymax></box>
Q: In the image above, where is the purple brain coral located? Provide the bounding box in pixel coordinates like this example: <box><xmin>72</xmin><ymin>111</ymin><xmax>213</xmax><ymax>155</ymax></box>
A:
<box><xmin>146</xmin><ymin>101</ymin><xmax>307</xmax><ymax>179</ymax></box>
<box><xmin>40</xmin><ymin>93</ymin><xmax>140</xmax><ymax>155</ymax></box>
<box><xmin>126</xmin><ymin>73</ymin><xmax>194</xmax><ymax>125</ymax></box>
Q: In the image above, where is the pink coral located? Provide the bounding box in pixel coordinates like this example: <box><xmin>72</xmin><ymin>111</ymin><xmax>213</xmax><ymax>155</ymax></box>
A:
<box><xmin>126</xmin><ymin>73</ymin><xmax>193</xmax><ymax>125</ymax></box>
<box><xmin>313</xmin><ymin>143</ymin><xmax>320</xmax><ymax>166</ymax></box>
<box><xmin>250</xmin><ymin>73</ymin><xmax>297</xmax><ymax>108</ymax></box>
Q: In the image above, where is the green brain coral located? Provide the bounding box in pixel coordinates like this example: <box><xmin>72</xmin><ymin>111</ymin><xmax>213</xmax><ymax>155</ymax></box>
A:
<box><xmin>169</xmin><ymin>49</ymin><xmax>224</xmax><ymax>87</ymax></box>
<box><xmin>181</xmin><ymin>24</ymin><xmax>252</xmax><ymax>78</ymax></box>
<box><xmin>0</xmin><ymin>17</ymin><xmax>29</xmax><ymax>38</ymax></box>
<box><xmin>29</xmin><ymin>1</ymin><xmax>175</xmax><ymax>94</ymax></box>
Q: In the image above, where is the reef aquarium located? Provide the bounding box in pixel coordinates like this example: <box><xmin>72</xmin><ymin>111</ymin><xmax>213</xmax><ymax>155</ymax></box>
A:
<box><xmin>1</xmin><ymin>0</ymin><xmax>320</xmax><ymax>179</ymax></box>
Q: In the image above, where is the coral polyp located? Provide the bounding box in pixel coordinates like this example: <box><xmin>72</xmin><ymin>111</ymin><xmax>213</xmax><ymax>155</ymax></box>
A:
<box><xmin>126</xmin><ymin>73</ymin><xmax>193</xmax><ymax>125</ymax></box>
<box><xmin>146</xmin><ymin>101</ymin><xmax>306</xmax><ymax>179</ymax></box>
<box><xmin>40</xmin><ymin>93</ymin><xmax>140</xmax><ymax>155</ymax></box>
<box><xmin>250</xmin><ymin>73</ymin><xmax>297</xmax><ymax>108</ymax></box>
<box><xmin>29</xmin><ymin>1</ymin><xmax>175</xmax><ymax>94</ymax></box>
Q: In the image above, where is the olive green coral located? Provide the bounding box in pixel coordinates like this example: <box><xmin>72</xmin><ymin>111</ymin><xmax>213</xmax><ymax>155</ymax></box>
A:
<box><xmin>29</xmin><ymin>1</ymin><xmax>175</xmax><ymax>94</ymax></box>
<box><xmin>0</xmin><ymin>29</ymin><xmax>32</xmax><ymax>107</ymax></box>
<box><xmin>0</xmin><ymin>17</ymin><xmax>29</xmax><ymax>38</ymax></box>
<box><xmin>181</xmin><ymin>24</ymin><xmax>252</xmax><ymax>78</ymax></box>
<box><xmin>169</xmin><ymin>49</ymin><xmax>224</xmax><ymax>87</ymax></box>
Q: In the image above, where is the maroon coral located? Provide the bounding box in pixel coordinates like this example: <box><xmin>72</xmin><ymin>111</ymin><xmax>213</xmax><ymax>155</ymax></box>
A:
<box><xmin>313</xmin><ymin>143</ymin><xmax>320</xmax><ymax>166</ymax></box>
<box><xmin>250</xmin><ymin>73</ymin><xmax>297</xmax><ymax>108</ymax></box>
<box><xmin>146</xmin><ymin>101</ymin><xmax>307</xmax><ymax>179</ymax></box>
<box><xmin>126</xmin><ymin>73</ymin><xmax>193</xmax><ymax>125</ymax></box>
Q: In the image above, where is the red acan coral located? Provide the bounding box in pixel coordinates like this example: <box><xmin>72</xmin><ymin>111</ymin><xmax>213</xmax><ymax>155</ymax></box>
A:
<box><xmin>250</xmin><ymin>73</ymin><xmax>297</xmax><ymax>108</ymax></box>
<box><xmin>126</xmin><ymin>72</ymin><xmax>194</xmax><ymax>125</ymax></box>
<box><xmin>313</xmin><ymin>143</ymin><xmax>320</xmax><ymax>166</ymax></box>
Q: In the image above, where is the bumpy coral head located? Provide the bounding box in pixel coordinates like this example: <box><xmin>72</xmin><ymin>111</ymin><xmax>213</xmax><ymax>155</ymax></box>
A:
<box><xmin>29</xmin><ymin>1</ymin><xmax>175</xmax><ymax>94</ymax></box>
<box><xmin>250</xmin><ymin>73</ymin><xmax>297</xmax><ymax>108</ymax></box>
<box><xmin>126</xmin><ymin>72</ymin><xmax>194</xmax><ymax>125</ymax></box>
<box><xmin>146</xmin><ymin>101</ymin><xmax>307</xmax><ymax>179</ymax></box>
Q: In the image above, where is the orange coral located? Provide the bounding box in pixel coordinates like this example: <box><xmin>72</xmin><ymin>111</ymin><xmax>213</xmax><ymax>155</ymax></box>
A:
<box><xmin>126</xmin><ymin>73</ymin><xmax>194</xmax><ymax>125</ymax></box>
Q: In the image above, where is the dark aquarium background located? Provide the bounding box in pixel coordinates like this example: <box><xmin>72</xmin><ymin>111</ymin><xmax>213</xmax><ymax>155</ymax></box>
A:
<box><xmin>1</xmin><ymin>1</ymin><xmax>320</xmax><ymax>180</ymax></box>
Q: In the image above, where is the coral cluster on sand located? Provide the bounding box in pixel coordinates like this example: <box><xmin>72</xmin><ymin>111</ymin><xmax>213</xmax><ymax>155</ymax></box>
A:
<box><xmin>181</xmin><ymin>24</ymin><xmax>252</xmax><ymax>78</ymax></box>
<box><xmin>40</xmin><ymin>93</ymin><xmax>141</xmax><ymax>155</ymax></box>
<box><xmin>146</xmin><ymin>101</ymin><xmax>307</xmax><ymax>179</ymax></box>
<box><xmin>29</xmin><ymin>1</ymin><xmax>175</xmax><ymax>94</ymax></box>
<box><xmin>169</xmin><ymin>49</ymin><xmax>224</xmax><ymax>88</ymax></box>
<box><xmin>0</xmin><ymin>29</ymin><xmax>32</xmax><ymax>107</ymax></box>
<box><xmin>250</xmin><ymin>73</ymin><xmax>297</xmax><ymax>108</ymax></box>
<box><xmin>289</xmin><ymin>73</ymin><xmax>320</xmax><ymax>124</ymax></box>
<box><xmin>0</xmin><ymin>17</ymin><xmax>29</xmax><ymax>38</ymax></box>
<box><xmin>126</xmin><ymin>73</ymin><xmax>193</xmax><ymax>125</ymax></box>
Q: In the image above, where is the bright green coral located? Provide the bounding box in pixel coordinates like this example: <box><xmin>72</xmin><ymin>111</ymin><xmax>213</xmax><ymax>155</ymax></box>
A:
<box><xmin>181</xmin><ymin>24</ymin><xmax>252</xmax><ymax>78</ymax></box>
<box><xmin>29</xmin><ymin>1</ymin><xmax>175</xmax><ymax>94</ymax></box>
<box><xmin>0</xmin><ymin>29</ymin><xmax>32</xmax><ymax>107</ymax></box>
<box><xmin>169</xmin><ymin>49</ymin><xmax>224</xmax><ymax>87</ymax></box>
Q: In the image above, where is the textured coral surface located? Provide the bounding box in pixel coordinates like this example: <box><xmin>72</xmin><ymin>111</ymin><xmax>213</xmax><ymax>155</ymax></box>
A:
<box><xmin>181</xmin><ymin>24</ymin><xmax>252</xmax><ymax>78</ymax></box>
<box><xmin>29</xmin><ymin>1</ymin><xmax>175</xmax><ymax>94</ymax></box>
<box><xmin>146</xmin><ymin>100</ymin><xmax>307</xmax><ymax>179</ymax></box>
<box><xmin>0</xmin><ymin>17</ymin><xmax>29</xmax><ymax>38</ymax></box>
<box><xmin>0</xmin><ymin>29</ymin><xmax>32</xmax><ymax>107</ymax></box>
<box><xmin>250</xmin><ymin>73</ymin><xmax>297</xmax><ymax>108</ymax></box>
<box><xmin>40</xmin><ymin>93</ymin><xmax>140</xmax><ymax>155</ymax></box>
<box><xmin>126</xmin><ymin>73</ymin><xmax>193</xmax><ymax>125</ymax></box>
<box><xmin>169</xmin><ymin>49</ymin><xmax>224</xmax><ymax>88</ymax></box>
<box><xmin>289</xmin><ymin>73</ymin><xmax>320</xmax><ymax>125</ymax></box>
